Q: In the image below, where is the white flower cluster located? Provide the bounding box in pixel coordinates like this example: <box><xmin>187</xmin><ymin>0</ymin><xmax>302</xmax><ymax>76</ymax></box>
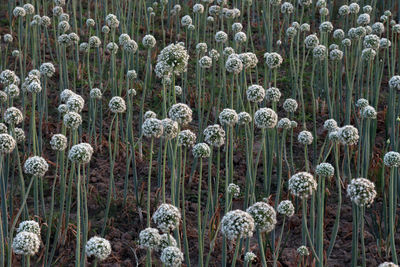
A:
<box><xmin>324</xmin><ymin>119</ymin><xmax>338</xmax><ymax>132</ymax></box>
<box><xmin>219</xmin><ymin>109</ymin><xmax>238</xmax><ymax>126</ymax></box>
<box><xmin>85</xmin><ymin>236</ymin><xmax>112</xmax><ymax>261</ymax></box>
<box><xmin>338</xmin><ymin>125</ymin><xmax>359</xmax><ymax>145</ymax></box>
<box><xmin>204</xmin><ymin>124</ymin><xmax>225</xmax><ymax>147</ymax></box>
<box><xmin>0</xmin><ymin>69</ymin><xmax>17</xmax><ymax>85</ymax></box>
<box><xmin>277</xmin><ymin>118</ymin><xmax>291</xmax><ymax>130</ymax></box>
<box><xmin>238</xmin><ymin>112</ymin><xmax>252</xmax><ymax>125</ymax></box>
<box><xmin>67</xmin><ymin>95</ymin><xmax>85</xmax><ymax>113</ymax></box>
<box><xmin>389</xmin><ymin>75</ymin><xmax>400</xmax><ymax>90</ymax></box>
<box><xmin>347</xmin><ymin>178</ymin><xmax>377</xmax><ymax>206</ymax></box>
<box><xmin>5</xmin><ymin>84</ymin><xmax>20</xmax><ymax>99</ymax></box>
<box><xmin>17</xmin><ymin>220</ymin><xmax>41</xmax><ymax>236</ymax></box>
<box><xmin>297</xmin><ymin>245</ymin><xmax>310</xmax><ymax>256</ymax></box>
<box><xmin>160</xmin><ymin>246</ymin><xmax>184</xmax><ymax>266</ymax></box>
<box><xmin>155</xmin><ymin>43</ymin><xmax>189</xmax><ymax>78</ymax></box>
<box><xmin>315</xmin><ymin>162</ymin><xmax>334</xmax><ymax>177</ymax></box>
<box><xmin>244</xmin><ymin>251</ymin><xmax>257</xmax><ymax>262</ymax></box>
<box><xmin>246</xmin><ymin>202</ymin><xmax>277</xmax><ymax>233</ymax></box>
<box><xmin>254</xmin><ymin>108</ymin><xmax>278</xmax><ymax>129</ymax></box>
<box><xmin>24</xmin><ymin>156</ymin><xmax>49</xmax><ymax>177</ymax></box>
<box><xmin>227</xmin><ymin>183</ymin><xmax>240</xmax><ymax>198</ymax></box>
<box><xmin>68</xmin><ymin>143</ymin><xmax>94</xmax><ymax>164</ymax></box>
<box><xmin>225</xmin><ymin>54</ymin><xmax>243</xmax><ymax>74</ymax></box>
<box><xmin>159</xmin><ymin>233</ymin><xmax>177</xmax><ymax>252</ymax></box>
<box><xmin>90</xmin><ymin>88</ymin><xmax>102</xmax><ymax>99</ymax></box>
<box><xmin>40</xmin><ymin>62</ymin><xmax>55</xmax><ymax>77</ymax></box>
<box><xmin>4</xmin><ymin>107</ymin><xmax>23</xmax><ymax>125</ymax></box>
<box><xmin>109</xmin><ymin>96</ymin><xmax>126</xmax><ymax>113</ymax></box>
<box><xmin>264</xmin><ymin>52</ymin><xmax>283</xmax><ymax>68</ymax></box>
<box><xmin>221</xmin><ymin>210</ymin><xmax>255</xmax><ymax>240</ymax></box>
<box><xmin>298</xmin><ymin>130</ymin><xmax>313</xmax><ymax>145</ymax></box>
<box><xmin>361</xmin><ymin>105</ymin><xmax>377</xmax><ymax>119</ymax></box>
<box><xmin>384</xmin><ymin>151</ymin><xmax>400</xmax><ymax>167</ymax></box>
<box><xmin>239</xmin><ymin>52</ymin><xmax>258</xmax><ymax>69</ymax></box>
<box><xmin>265</xmin><ymin>87</ymin><xmax>281</xmax><ymax>102</ymax></box>
<box><xmin>289</xmin><ymin>172</ymin><xmax>317</xmax><ymax>199</ymax></box>
<box><xmin>106</xmin><ymin>13</ymin><xmax>119</xmax><ymax>28</ymax></box>
<box><xmin>378</xmin><ymin>262</ymin><xmax>399</xmax><ymax>267</ymax></box>
<box><xmin>142</xmin><ymin>118</ymin><xmax>163</xmax><ymax>138</ymax></box>
<box><xmin>12</xmin><ymin>231</ymin><xmax>40</xmax><ymax>256</ymax></box>
<box><xmin>199</xmin><ymin>56</ymin><xmax>212</xmax><ymax>68</ymax></box>
<box><xmin>50</xmin><ymin>134</ymin><xmax>68</xmax><ymax>151</ymax></box>
<box><xmin>177</xmin><ymin>130</ymin><xmax>196</xmax><ymax>147</ymax></box>
<box><xmin>142</xmin><ymin>34</ymin><xmax>156</xmax><ymax>49</ymax></box>
<box><xmin>192</xmin><ymin>143</ymin><xmax>211</xmax><ymax>158</ymax></box>
<box><xmin>139</xmin><ymin>227</ymin><xmax>161</xmax><ymax>250</ymax></box>
<box><xmin>304</xmin><ymin>34</ymin><xmax>319</xmax><ymax>49</ymax></box>
<box><xmin>0</xmin><ymin>134</ymin><xmax>16</xmax><ymax>154</ymax></box>
<box><xmin>169</xmin><ymin>103</ymin><xmax>193</xmax><ymax>125</ymax></box>
<box><xmin>152</xmin><ymin>204</ymin><xmax>181</xmax><ymax>232</ymax></box>
<box><xmin>246</xmin><ymin>85</ymin><xmax>265</xmax><ymax>103</ymax></box>
<box><xmin>63</xmin><ymin>112</ymin><xmax>82</xmax><ymax>129</ymax></box>
<box><xmin>161</xmin><ymin>118</ymin><xmax>179</xmax><ymax>139</ymax></box>
<box><xmin>277</xmin><ymin>200</ymin><xmax>295</xmax><ymax>217</ymax></box>
<box><xmin>283</xmin><ymin>98</ymin><xmax>298</xmax><ymax>113</ymax></box>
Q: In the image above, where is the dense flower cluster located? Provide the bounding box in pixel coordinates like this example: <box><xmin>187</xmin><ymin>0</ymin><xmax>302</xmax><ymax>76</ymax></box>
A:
<box><xmin>152</xmin><ymin>204</ymin><xmax>181</xmax><ymax>232</ymax></box>
<box><xmin>68</xmin><ymin>143</ymin><xmax>94</xmax><ymax>164</ymax></box>
<box><xmin>277</xmin><ymin>200</ymin><xmax>295</xmax><ymax>217</ymax></box>
<box><xmin>289</xmin><ymin>172</ymin><xmax>317</xmax><ymax>199</ymax></box>
<box><xmin>169</xmin><ymin>103</ymin><xmax>193</xmax><ymax>125</ymax></box>
<box><xmin>12</xmin><ymin>231</ymin><xmax>40</xmax><ymax>256</ymax></box>
<box><xmin>85</xmin><ymin>236</ymin><xmax>112</xmax><ymax>261</ymax></box>
<box><xmin>139</xmin><ymin>228</ymin><xmax>161</xmax><ymax>250</ymax></box>
<box><xmin>315</xmin><ymin>162</ymin><xmax>335</xmax><ymax>177</ymax></box>
<box><xmin>384</xmin><ymin>151</ymin><xmax>400</xmax><ymax>167</ymax></box>
<box><xmin>347</xmin><ymin>178</ymin><xmax>377</xmax><ymax>206</ymax></box>
<box><xmin>24</xmin><ymin>156</ymin><xmax>49</xmax><ymax>177</ymax></box>
<box><xmin>246</xmin><ymin>202</ymin><xmax>277</xmax><ymax>233</ymax></box>
<box><xmin>177</xmin><ymin>130</ymin><xmax>196</xmax><ymax>147</ymax></box>
<box><xmin>155</xmin><ymin>43</ymin><xmax>189</xmax><ymax>78</ymax></box>
<box><xmin>204</xmin><ymin>124</ymin><xmax>225</xmax><ymax>147</ymax></box>
<box><xmin>254</xmin><ymin>108</ymin><xmax>278</xmax><ymax>129</ymax></box>
<box><xmin>160</xmin><ymin>246</ymin><xmax>184</xmax><ymax>267</ymax></box>
<box><xmin>221</xmin><ymin>210</ymin><xmax>255</xmax><ymax>240</ymax></box>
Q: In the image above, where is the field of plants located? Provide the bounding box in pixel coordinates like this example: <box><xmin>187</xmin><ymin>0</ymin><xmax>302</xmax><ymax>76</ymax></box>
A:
<box><xmin>0</xmin><ymin>0</ymin><xmax>400</xmax><ymax>266</ymax></box>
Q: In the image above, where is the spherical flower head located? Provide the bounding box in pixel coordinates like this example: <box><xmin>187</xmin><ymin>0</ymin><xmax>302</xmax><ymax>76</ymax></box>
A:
<box><xmin>227</xmin><ymin>183</ymin><xmax>240</xmax><ymax>198</ymax></box>
<box><xmin>169</xmin><ymin>103</ymin><xmax>193</xmax><ymax>125</ymax></box>
<box><xmin>389</xmin><ymin>76</ymin><xmax>400</xmax><ymax>90</ymax></box>
<box><xmin>13</xmin><ymin>7</ymin><xmax>26</xmax><ymax>17</ymax></box>
<box><xmin>338</xmin><ymin>125</ymin><xmax>359</xmax><ymax>145</ymax></box>
<box><xmin>79</xmin><ymin>42</ymin><xmax>89</xmax><ymax>53</ymax></box>
<box><xmin>161</xmin><ymin>246</ymin><xmax>184</xmax><ymax>267</ymax></box>
<box><xmin>4</xmin><ymin>107</ymin><xmax>23</xmax><ymax>125</ymax></box>
<box><xmin>246</xmin><ymin>85</ymin><xmax>266</xmax><ymax>103</ymax></box>
<box><xmin>106</xmin><ymin>13</ymin><xmax>119</xmax><ymax>28</ymax></box>
<box><xmin>286</xmin><ymin>27</ymin><xmax>297</xmax><ymax>38</ymax></box>
<box><xmin>142</xmin><ymin>35</ymin><xmax>156</xmax><ymax>49</ymax></box>
<box><xmin>315</xmin><ymin>162</ymin><xmax>334</xmax><ymax>177</ymax></box>
<box><xmin>90</xmin><ymin>88</ymin><xmax>102</xmax><ymax>100</ymax></box>
<box><xmin>319</xmin><ymin>7</ymin><xmax>329</xmax><ymax>16</ymax></box>
<box><xmin>347</xmin><ymin>178</ymin><xmax>376</xmax><ymax>206</ymax></box>
<box><xmin>362</xmin><ymin>105</ymin><xmax>377</xmax><ymax>119</ymax></box>
<box><xmin>304</xmin><ymin>34</ymin><xmax>319</xmax><ymax>49</ymax></box>
<box><xmin>155</xmin><ymin>43</ymin><xmax>189</xmax><ymax>78</ymax></box>
<box><xmin>50</xmin><ymin>134</ymin><xmax>68</xmax><ymax>151</ymax></box>
<box><xmin>153</xmin><ymin>203</ymin><xmax>181</xmax><ymax>232</ymax></box>
<box><xmin>330</xmin><ymin>49</ymin><xmax>344</xmax><ymax>61</ymax></box>
<box><xmin>281</xmin><ymin>2</ymin><xmax>294</xmax><ymax>14</ymax></box>
<box><xmin>181</xmin><ymin>15</ymin><xmax>192</xmax><ymax>27</ymax></box>
<box><xmin>196</xmin><ymin>43</ymin><xmax>208</xmax><ymax>54</ymax></box>
<box><xmin>380</xmin><ymin>38</ymin><xmax>391</xmax><ymax>49</ymax></box>
<box><xmin>313</xmin><ymin>45</ymin><xmax>327</xmax><ymax>60</ymax></box>
<box><xmin>254</xmin><ymin>108</ymin><xmax>278</xmax><ymax>129</ymax></box>
<box><xmin>298</xmin><ymin>130</ymin><xmax>313</xmax><ymax>145</ymax></box>
<box><xmin>0</xmin><ymin>123</ymin><xmax>7</xmax><ymax>134</ymax></box>
<box><xmin>67</xmin><ymin>95</ymin><xmax>85</xmax><ymax>113</ymax></box>
<box><xmin>123</xmin><ymin>39</ymin><xmax>138</xmax><ymax>53</ymax></box>
<box><xmin>126</xmin><ymin>70</ymin><xmax>137</xmax><ymax>81</ymax></box>
<box><xmin>221</xmin><ymin>210</ymin><xmax>255</xmax><ymax>240</ymax></box>
<box><xmin>0</xmin><ymin>69</ymin><xmax>17</xmax><ymax>85</ymax></box>
<box><xmin>23</xmin><ymin>3</ymin><xmax>35</xmax><ymax>15</ymax></box>
<box><xmin>363</xmin><ymin>5</ymin><xmax>373</xmax><ymax>13</ymax></box>
<box><xmin>106</xmin><ymin>42</ymin><xmax>119</xmax><ymax>54</ymax></box>
<box><xmin>86</xmin><ymin>18</ymin><xmax>95</xmax><ymax>27</ymax></box>
<box><xmin>232</xmin><ymin>22</ymin><xmax>243</xmax><ymax>32</ymax></box>
<box><xmin>58</xmin><ymin>21</ymin><xmax>70</xmax><ymax>34</ymax></box>
<box><xmin>356</xmin><ymin>98</ymin><xmax>369</xmax><ymax>109</ymax></box>
<box><xmin>234</xmin><ymin>32</ymin><xmax>247</xmax><ymax>43</ymax></box>
<box><xmin>277</xmin><ymin>118</ymin><xmax>291</xmax><ymax>130</ymax></box>
<box><xmin>193</xmin><ymin>3</ymin><xmax>204</xmax><ymax>13</ymax></box>
<box><xmin>300</xmin><ymin>23</ymin><xmax>310</xmax><ymax>32</ymax></box>
<box><xmin>24</xmin><ymin>156</ymin><xmax>48</xmax><ymax>177</ymax></box>
<box><xmin>264</xmin><ymin>52</ymin><xmax>283</xmax><ymax>69</ymax></box>
<box><xmin>60</xmin><ymin>89</ymin><xmax>76</xmax><ymax>103</ymax></box>
<box><xmin>177</xmin><ymin>130</ymin><xmax>196</xmax><ymax>147</ymax></box>
<box><xmin>361</xmin><ymin>48</ymin><xmax>376</xmax><ymax>61</ymax></box>
<box><xmin>192</xmin><ymin>143</ymin><xmax>211</xmax><ymax>158</ymax></box>
<box><xmin>5</xmin><ymin>84</ymin><xmax>20</xmax><ymax>99</ymax></box>
<box><xmin>209</xmin><ymin>49</ymin><xmax>220</xmax><ymax>61</ymax></box>
<box><xmin>142</xmin><ymin>118</ymin><xmax>163</xmax><ymax>138</ymax></box>
<box><xmin>244</xmin><ymin>252</ymin><xmax>257</xmax><ymax>262</ymax></box>
<box><xmin>349</xmin><ymin>2</ymin><xmax>360</xmax><ymax>14</ymax></box>
<box><xmin>384</xmin><ymin>151</ymin><xmax>400</xmax><ymax>168</ymax></box>
<box><xmin>363</xmin><ymin>34</ymin><xmax>380</xmax><ymax>50</ymax></box>
<box><xmin>393</xmin><ymin>24</ymin><xmax>400</xmax><ymax>34</ymax></box>
<box><xmin>161</xmin><ymin>118</ymin><xmax>179</xmax><ymax>139</ymax></box>
<box><xmin>238</xmin><ymin>112</ymin><xmax>252</xmax><ymax>125</ymax></box>
<box><xmin>298</xmin><ymin>0</ymin><xmax>312</xmax><ymax>7</ymax></box>
<box><xmin>158</xmin><ymin>233</ymin><xmax>177</xmax><ymax>252</ymax></box>
<box><xmin>17</xmin><ymin>220</ymin><xmax>40</xmax><ymax>236</ymax></box>
<box><xmin>225</xmin><ymin>54</ymin><xmax>243</xmax><ymax>74</ymax></box>
<box><xmin>329</xmin><ymin>131</ymin><xmax>340</xmax><ymax>142</ymax></box>
<box><xmin>12</xmin><ymin>231</ymin><xmax>40</xmax><ymax>256</ymax></box>
<box><xmin>144</xmin><ymin>111</ymin><xmax>157</xmax><ymax>120</ymax></box>
<box><xmin>204</xmin><ymin>124</ymin><xmax>225</xmax><ymax>147</ymax></box>
<box><xmin>40</xmin><ymin>62</ymin><xmax>55</xmax><ymax>78</ymax></box>
<box><xmin>86</xmin><ymin>236</ymin><xmax>111</xmax><ymax>261</ymax></box>
<box><xmin>215</xmin><ymin>31</ymin><xmax>228</xmax><ymax>43</ymax></box>
<box><xmin>239</xmin><ymin>52</ymin><xmax>258</xmax><ymax>69</ymax></box>
<box><xmin>219</xmin><ymin>109</ymin><xmax>238</xmax><ymax>126</ymax></box>
<box><xmin>323</xmin><ymin>119</ymin><xmax>338</xmax><ymax>132</ymax></box>
<box><xmin>0</xmin><ymin>134</ymin><xmax>16</xmax><ymax>154</ymax></box>
<box><xmin>68</xmin><ymin>33</ymin><xmax>79</xmax><ymax>44</ymax></box>
<box><xmin>109</xmin><ymin>96</ymin><xmax>126</xmax><ymax>113</ymax></box>
<box><xmin>174</xmin><ymin>86</ymin><xmax>182</xmax><ymax>96</ymax></box>
<box><xmin>14</xmin><ymin>128</ymin><xmax>25</xmax><ymax>144</ymax></box>
<box><xmin>378</xmin><ymin>262</ymin><xmax>399</xmax><ymax>267</ymax></box>
<box><xmin>277</xmin><ymin>200</ymin><xmax>295</xmax><ymax>217</ymax></box>
<box><xmin>289</xmin><ymin>172</ymin><xmax>317</xmax><ymax>198</ymax></box>
<box><xmin>199</xmin><ymin>56</ymin><xmax>212</xmax><ymax>69</ymax></box>
<box><xmin>266</xmin><ymin>87</ymin><xmax>281</xmax><ymax>102</ymax></box>
<box><xmin>297</xmin><ymin>245</ymin><xmax>310</xmax><ymax>256</ymax></box>
<box><xmin>58</xmin><ymin>104</ymin><xmax>68</xmax><ymax>115</ymax></box>
<box><xmin>89</xmin><ymin>36</ymin><xmax>101</xmax><ymax>48</ymax></box>
<box><xmin>357</xmin><ymin>13</ymin><xmax>370</xmax><ymax>26</ymax></box>
<box><xmin>68</xmin><ymin>143</ymin><xmax>93</xmax><ymax>164</ymax></box>
<box><xmin>333</xmin><ymin>29</ymin><xmax>345</xmax><ymax>40</ymax></box>
<box><xmin>372</xmin><ymin>22</ymin><xmax>385</xmax><ymax>35</ymax></box>
<box><xmin>63</xmin><ymin>112</ymin><xmax>82</xmax><ymax>129</ymax></box>
<box><xmin>118</xmin><ymin>33</ymin><xmax>131</xmax><ymax>46</ymax></box>
<box><xmin>3</xmin><ymin>34</ymin><xmax>13</xmax><ymax>43</ymax></box>
<box><xmin>139</xmin><ymin>228</ymin><xmax>161</xmax><ymax>250</ymax></box>
<box><xmin>282</xmin><ymin>98</ymin><xmax>298</xmax><ymax>113</ymax></box>
<box><xmin>246</xmin><ymin>202</ymin><xmax>276</xmax><ymax>233</ymax></box>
